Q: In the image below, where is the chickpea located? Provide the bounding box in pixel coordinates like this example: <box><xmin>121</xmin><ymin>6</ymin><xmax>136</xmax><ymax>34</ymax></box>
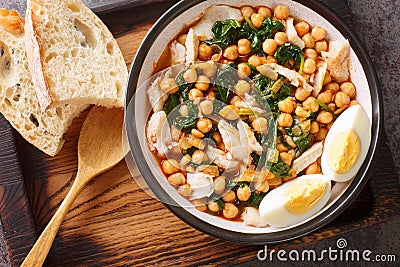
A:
<box><xmin>195</xmin><ymin>75</ymin><xmax>210</xmax><ymax>91</ymax></box>
<box><xmin>274</xmin><ymin>32</ymin><xmax>288</xmax><ymax>46</ymax></box>
<box><xmin>310</xmin><ymin>121</ymin><xmax>320</xmax><ymax>134</ymax></box>
<box><xmin>328</xmin><ymin>103</ymin><xmax>336</xmax><ymax>112</ymax></box>
<box><xmin>214</xmin><ymin>176</ymin><xmax>226</xmax><ymax>194</ymax></box>
<box><xmin>198</xmin><ymin>43</ymin><xmax>213</xmax><ymax>60</ymax></box>
<box><xmin>237</xmin><ymin>185</ymin><xmax>251</xmax><ymax>201</ymax></box>
<box><xmin>188</xmin><ymin>88</ymin><xmax>203</xmax><ymax>101</ymax></box>
<box><xmin>204</xmin><ymin>65</ymin><xmax>218</xmax><ymax>79</ymax></box>
<box><xmin>295</xmin><ymin>87</ymin><xmax>311</xmax><ymax>101</ymax></box>
<box><xmin>295</xmin><ymin>21</ymin><xmax>310</xmax><ymax>37</ymax></box>
<box><xmin>223</xmin><ymin>203</ymin><xmax>239</xmax><ymax>219</ymax></box>
<box><xmin>278</xmin><ymin>98</ymin><xmax>294</xmax><ymax>113</ymax></box>
<box><xmin>305</xmin><ymin>162</ymin><xmax>321</xmax><ymax>174</ymax></box>
<box><xmin>192</xmin><ymin>150</ymin><xmax>208</xmax><ymax>164</ymax></box>
<box><xmin>219</xmin><ymin>105</ymin><xmax>239</xmax><ymax>120</ymax></box>
<box><xmin>238</xmin><ymin>38</ymin><xmax>252</xmax><ymax>55</ymax></box>
<box><xmin>349</xmin><ymin>100</ymin><xmax>359</xmax><ymax>107</ymax></box>
<box><xmin>208</xmin><ymin>201</ymin><xmax>221</xmax><ymax>212</ymax></box>
<box><xmin>212</xmin><ymin>131</ymin><xmax>222</xmax><ymax>144</ymax></box>
<box><xmin>258</xmin><ymin>7</ymin><xmax>272</xmax><ymax>18</ymax></box>
<box><xmin>241</xmin><ymin>6</ymin><xmax>254</xmax><ymax>18</ymax></box>
<box><xmin>302</xmin><ymin>73</ymin><xmax>311</xmax><ymax>83</ymax></box>
<box><xmin>193</xmin><ymin>199</ymin><xmax>207</xmax><ymax>212</ymax></box>
<box><xmin>251</xmin><ymin>13</ymin><xmax>265</xmax><ymax>28</ymax></box>
<box><xmin>334</xmin><ymin>91</ymin><xmax>350</xmax><ymax>108</ymax></box>
<box><xmin>235</xmin><ymin>80</ymin><xmax>251</xmax><ymax>96</ymax></box>
<box><xmin>223</xmin><ymin>45</ymin><xmax>239</xmax><ymax>61</ymax></box>
<box><xmin>199</xmin><ymin>100</ymin><xmax>214</xmax><ymax>115</ymax></box>
<box><xmin>285</xmin><ymin>135</ymin><xmax>297</xmax><ymax>148</ymax></box>
<box><xmin>162</xmin><ymin>159</ymin><xmax>180</xmax><ymax>175</ymax></box>
<box><xmin>197</xmin><ymin>118</ymin><xmax>213</xmax><ymax>133</ymax></box>
<box><xmin>314</xmin><ymin>127</ymin><xmax>328</xmax><ymax>141</ymax></box>
<box><xmin>274</xmin><ymin>5</ymin><xmax>290</xmax><ymax>20</ymax></box>
<box><xmin>248</xmin><ymin>55</ymin><xmax>262</xmax><ymax>67</ymax></box>
<box><xmin>280</xmin><ymin>152</ymin><xmax>293</xmax><ymax>166</ymax></box>
<box><xmin>222</xmin><ymin>190</ymin><xmax>236</xmax><ymax>202</ymax></box>
<box><xmin>160</xmin><ymin>78</ymin><xmax>178</xmax><ymax>94</ymax></box>
<box><xmin>277</xmin><ymin>142</ymin><xmax>289</xmax><ymax>152</ymax></box>
<box><xmin>230</xmin><ymin>95</ymin><xmax>242</xmax><ymax>105</ymax></box>
<box><xmin>323</xmin><ymin>71</ymin><xmax>332</xmax><ymax>85</ymax></box>
<box><xmin>340</xmin><ymin>82</ymin><xmax>356</xmax><ymax>98</ymax></box>
<box><xmin>278</xmin><ymin>113</ymin><xmax>293</xmax><ymax>127</ymax></box>
<box><xmin>303</xmin><ymin>58</ymin><xmax>316</xmax><ymax>74</ymax></box>
<box><xmin>317</xmin><ymin>110</ymin><xmax>333</xmax><ymax>124</ymax></box>
<box><xmin>303</xmin><ymin>96</ymin><xmax>320</xmax><ymax>112</ymax></box>
<box><xmin>177</xmin><ymin>34</ymin><xmax>187</xmax><ymax>45</ymax></box>
<box><xmin>183</xmin><ymin>68</ymin><xmax>197</xmax><ymax>83</ymax></box>
<box><xmin>315</xmin><ymin>40</ymin><xmax>328</xmax><ymax>53</ymax></box>
<box><xmin>266</xmin><ymin>55</ymin><xmax>278</xmax><ymax>64</ymax></box>
<box><xmin>180</xmin><ymin>105</ymin><xmax>188</xmax><ymax>116</ymax></box>
<box><xmin>304</xmin><ymin>48</ymin><xmax>317</xmax><ymax>59</ymax></box>
<box><xmin>302</xmin><ymin>33</ymin><xmax>315</xmax><ymax>48</ymax></box>
<box><xmin>263</xmin><ymin>39</ymin><xmax>278</xmax><ymax>55</ymax></box>
<box><xmin>252</xmin><ymin>117</ymin><xmax>268</xmax><ymax>133</ymax></box>
<box><xmin>168</xmin><ymin>172</ymin><xmax>186</xmax><ymax>186</ymax></box>
<box><xmin>238</xmin><ymin>63</ymin><xmax>252</xmax><ymax>78</ymax></box>
<box><xmin>295</xmin><ymin>106</ymin><xmax>311</xmax><ymax>118</ymax></box>
<box><xmin>317</xmin><ymin>90</ymin><xmax>332</xmax><ymax>104</ymax></box>
<box><xmin>178</xmin><ymin>184</ymin><xmax>192</xmax><ymax>197</ymax></box>
<box><xmin>311</xmin><ymin>26</ymin><xmax>327</xmax><ymax>41</ymax></box>
<box><xmin>324</xmin><ymin>82</ymin><xmax>340</xmax><ymax>93</ymax></box>
<box><xmin>179</xmin><ymin>136</ymin><xmax>192</xmax><ymax>150</ymax></box>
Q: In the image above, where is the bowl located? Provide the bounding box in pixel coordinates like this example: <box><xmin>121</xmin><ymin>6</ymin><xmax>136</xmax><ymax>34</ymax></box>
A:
<box><xmin>124</xmin><ymin>0</ymin><xmax>382</xmax><ymax>244</ymax></box>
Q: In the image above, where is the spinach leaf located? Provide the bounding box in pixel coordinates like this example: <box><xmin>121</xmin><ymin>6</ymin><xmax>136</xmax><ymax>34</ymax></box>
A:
<box><xmin>246</xmin><ymin>192</ymin><xmax>267</xmax><ymax>207</ymax></box>
<box><xmin>173</xmin><ymin>116</ymin><xmax>197</xmax><ymax>133</ymax></box>
<box><xmin>251</xmin><ymin>74</ymin><xmax>294</xmax><ymax>111</ymax></box>
<box><xmin>215</xmin><ymin>63</ymin><xmax>237</xmax><ymax>104</ymax></box>
<box><xmin>270</xmin><ymin>157</ymin><xmax>291</xmax><ymax>178</ymax></box>
<box><xmin>176</xmin><ymin>71</ymin><xmax>191</xmax><ymax>101</ymax></box>
<box><xmin>293</xmin><ymin>133</ymin><xmax>311</xmax><ymax>154</ymax></box>
<box><xmin>274</xmin><ymin>44</ymin><xmax>305</xmax><ymax>72</ymax></box>
<box><xmin>243</xmin><ymin>17</ymin><xmax>285</xmax><ymax>55</ymax></box>
<box><xmin>206</xmin><ymin>19</ymin><xmax>242</xmax><ymax>49</ymax></box>
<box><xmin>163</xmin><ymin>93</ymin><xmax>179</xmax><ymax>115</ymax></box>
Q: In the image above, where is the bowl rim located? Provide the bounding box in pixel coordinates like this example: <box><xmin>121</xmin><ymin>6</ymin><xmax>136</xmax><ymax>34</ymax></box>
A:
<box><xmin>124</xmin><ymin>0</ymin><xmax>383</xmax><ymax>244</ymax></box>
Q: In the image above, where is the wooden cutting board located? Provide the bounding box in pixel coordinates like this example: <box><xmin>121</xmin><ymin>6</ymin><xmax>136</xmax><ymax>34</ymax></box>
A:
<box><xmin>0</xmin><ymin>0</ymin><xmax>399</xmax><ymax>266</ymax></box>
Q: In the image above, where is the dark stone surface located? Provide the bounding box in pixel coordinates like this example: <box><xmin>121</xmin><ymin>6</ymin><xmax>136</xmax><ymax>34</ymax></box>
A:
<box><xmin>347</xmin><ymin>0</ymin><xmax>400</xmax><ymax>177</ymax></box>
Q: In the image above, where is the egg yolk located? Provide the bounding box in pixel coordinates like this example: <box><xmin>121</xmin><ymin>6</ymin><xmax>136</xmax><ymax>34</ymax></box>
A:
<box><xmin>284</xmin><ymin>179</ymin><xmax>326</xmax><ymax>215</ymax></box>
<box><xmin>327</xmin><ymin>129</ymin><xmax>361</xmax><ymax>174</ymax></box>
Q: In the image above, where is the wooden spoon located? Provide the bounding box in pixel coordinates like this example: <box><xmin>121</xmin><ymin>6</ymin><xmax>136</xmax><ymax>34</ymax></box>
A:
<box><xmin>21</xmin><ymin>106</ymin><xmax>125</xmax><ymax>267</ymax></box>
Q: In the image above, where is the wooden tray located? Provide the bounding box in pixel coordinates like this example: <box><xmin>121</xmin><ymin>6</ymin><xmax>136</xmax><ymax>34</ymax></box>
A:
<box><xmin>0</xmin><ymin>0</ymin><xmax>399</xmax><ymax>266</ymax></box>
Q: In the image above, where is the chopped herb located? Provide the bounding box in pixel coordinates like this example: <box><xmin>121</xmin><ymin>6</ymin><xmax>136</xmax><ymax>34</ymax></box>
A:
<box><xmin>270</xmin><ymin>157</ymin><xmax>291</xmax><ymax>178</ymax></box>
<box><xmin>314</xmin><ymin>99</ymin><xmax>335</xmax><ymax>115</ymax></box>
<box><xmin>293</xmin><ymin>133</ymin><xmax>311</xmax><ymax>154</ymax></box>
<box><xmin>205</xmin><ymin>19</ymin><xmax>242</xmax><ymax>49</ymax></box>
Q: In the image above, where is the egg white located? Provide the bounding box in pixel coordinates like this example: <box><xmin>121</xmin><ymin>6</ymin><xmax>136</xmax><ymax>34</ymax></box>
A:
<box><xmin>258</xmin><ymin>174</ymin><xmax>332</xmax><ymax>228</ymax></box>
<box><xmin>321</xmin><ymin>105</ymin><xmax>371</xmax><ymax>182</ymax></box>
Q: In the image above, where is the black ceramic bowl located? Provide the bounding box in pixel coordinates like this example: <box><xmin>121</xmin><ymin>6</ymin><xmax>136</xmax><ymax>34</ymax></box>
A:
<box><xmin>124</xmin><ymin>0</ymin><xmax>382</xmax><ymax>244</ymax></box>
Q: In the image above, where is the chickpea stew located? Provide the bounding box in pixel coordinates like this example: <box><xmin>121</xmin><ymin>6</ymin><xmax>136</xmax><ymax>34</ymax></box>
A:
<box><xmin>145</xmin><ymin>4</ymin><xmax>362</xmax><ymax>227</ymax></box>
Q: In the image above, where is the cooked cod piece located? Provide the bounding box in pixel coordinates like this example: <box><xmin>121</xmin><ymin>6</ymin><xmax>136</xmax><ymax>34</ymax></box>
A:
<box><xmin>321</xmin><ymin>39</ymin><xmax>351</xmax><ymax>83</ymax></box>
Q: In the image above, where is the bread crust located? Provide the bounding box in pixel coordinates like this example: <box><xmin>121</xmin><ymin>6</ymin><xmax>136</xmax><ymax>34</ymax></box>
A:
<box><xmin>0</xmin><ymin>9</ymin><xmax>24</xmax><ymax>35</ymax></box>
<box><xmin>25</xmin><ymin>7</ymin><xmax>53</xmax><ymax>110</ymax></box>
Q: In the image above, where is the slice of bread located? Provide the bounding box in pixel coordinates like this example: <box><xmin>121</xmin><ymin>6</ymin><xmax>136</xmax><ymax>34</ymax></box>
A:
<box><xmin>25</xmin><ymin>0</ymin><xmax>127</xmax><ymax>110</ymax></box>
<box><xmin>0</xmin><ymin>9</ymin><xmax>87</xmax><ymax>156</ymax></box>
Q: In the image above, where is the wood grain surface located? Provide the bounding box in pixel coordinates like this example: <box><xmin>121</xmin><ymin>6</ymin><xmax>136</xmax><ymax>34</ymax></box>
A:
<box><xmin>0</xmin><ymin>0</ymin><xmax>399</xmax><ymax>266</ymax></box>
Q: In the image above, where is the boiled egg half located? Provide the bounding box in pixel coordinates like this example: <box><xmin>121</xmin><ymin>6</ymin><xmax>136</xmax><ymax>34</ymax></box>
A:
<box><xmin>321</xmin><ymin>105</ymin><xmax>371</xmax><ymax>182</ymax></box>
<box><xmin>259</xmin><ymin>174</ymin><xmax>331</xmax><ymax>227</ymax></box>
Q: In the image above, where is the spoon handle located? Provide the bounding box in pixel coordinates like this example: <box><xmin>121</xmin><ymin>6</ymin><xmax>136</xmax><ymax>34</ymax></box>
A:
<box><xmin>21</xmin><ymin>175</ymin><xmax>87</xmax><ymax>267</ymax></box>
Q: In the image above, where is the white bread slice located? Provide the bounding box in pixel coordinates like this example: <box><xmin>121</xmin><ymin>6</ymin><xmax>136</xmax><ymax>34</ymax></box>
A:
<box><xmin>0</xmin><ymin>9</ymin><xmax>87</xmax><ymax>156</ymax></box>
<box><xmin>25</xmin><ymin>0</ymin><xmax>127</xmax><ymax>110</ymax></box>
